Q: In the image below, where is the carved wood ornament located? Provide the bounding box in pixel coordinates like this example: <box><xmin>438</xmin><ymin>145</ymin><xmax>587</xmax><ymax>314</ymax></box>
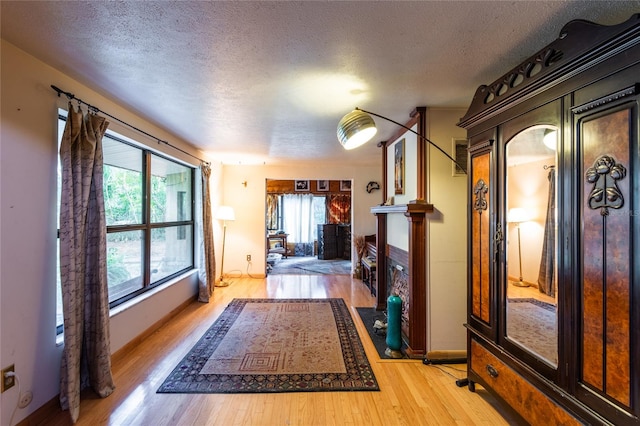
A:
<box><xmin>473</xmin><ymin>179</ymin><xmax>488</xmax><ymax>213</ymax></box>
<box><xmin>586</xmin><ymin>155</ymin><xmax>626</xmax><ymax>216</ymax></box>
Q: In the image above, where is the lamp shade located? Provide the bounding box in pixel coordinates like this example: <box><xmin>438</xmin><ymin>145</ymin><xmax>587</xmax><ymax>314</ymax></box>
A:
<box><xmin>337</xmin><ymin>109</ymin><xmax>378</xmax><ymax>150</ymax></box>
<box><xmin>508</xmin><ymin>207</ymin><xmax>529</xmax><ymax>223</ymax></box>
<box><xmin>215</xmin><ymin>205</ymin><xmax>235</xmax><ymax>221</ymax></box>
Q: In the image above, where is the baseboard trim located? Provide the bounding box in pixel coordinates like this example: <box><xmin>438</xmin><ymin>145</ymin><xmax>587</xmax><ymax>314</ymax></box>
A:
<box><xmin>423</xmin><ymin>350</ymin><xmax>467</xmax><ymax>364</ymax></box>
<box><xmin>16</xmin><ymin>395</ymin><xmax>60</xmax><ymax>426</ymax></box>
<box><xmin>111</xmin><ymin>295</ymin><xmax>196</xmax><ymax>365</ymax></box>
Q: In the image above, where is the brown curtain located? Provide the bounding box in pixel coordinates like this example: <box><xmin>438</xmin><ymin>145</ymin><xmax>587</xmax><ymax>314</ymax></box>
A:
<box><xmin>266</xmin><ymin>194</ymin><xmax>278</xmax><ymax>230</ymax></box>
<box><xmin>537</xmin><ymin>167</ymin><xmax>556</xmax><ymax>296</ymax></box>
<box><xmin>198</xmin><ymin>163</ymin><xmax>216</xmax><ymax>302</ymax></box>
<box><xmin>59</xmin><ymin>103</ymin><xmax>115</xmax><ymax>423</ymax></box>
<box><xmin>328</xmin><ymin>194</ymin><xmax>351</xmax><ymax>224</ymax></box>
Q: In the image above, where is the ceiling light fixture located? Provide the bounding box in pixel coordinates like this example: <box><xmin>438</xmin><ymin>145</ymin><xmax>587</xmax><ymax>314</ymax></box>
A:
<box><xmin>337</xmin><ymin>107</ymin><xmax>467</xmax><ymax>173</ymax></box>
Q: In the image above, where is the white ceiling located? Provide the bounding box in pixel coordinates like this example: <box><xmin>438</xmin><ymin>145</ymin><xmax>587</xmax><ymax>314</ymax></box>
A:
<box><xmin>2</xmin><ymin>1</ymin><xmax>639</xmax><ymax>166</ymax></box>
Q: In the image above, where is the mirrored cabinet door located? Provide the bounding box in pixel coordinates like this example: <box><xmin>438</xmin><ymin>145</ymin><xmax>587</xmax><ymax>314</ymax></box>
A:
<box><xmin>467</xmin><ymin>132</ymin><xmax>496</xmax><ymax>339</ymax></box>
<box><xmin>504</xmin><ymin>125</ymin><xmax>558</xmax><ymax>368</ymax></box>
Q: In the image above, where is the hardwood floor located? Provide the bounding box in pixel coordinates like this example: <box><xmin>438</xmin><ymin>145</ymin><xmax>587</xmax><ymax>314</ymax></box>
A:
<box><xmin>34</xmin><ymin>275</ymin><xmax>524</xmax><ymax>425</ymax></box>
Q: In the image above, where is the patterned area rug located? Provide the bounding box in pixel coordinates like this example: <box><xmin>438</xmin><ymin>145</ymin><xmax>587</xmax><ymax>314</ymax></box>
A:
<box><xmin>157</xmin><ymin>298</ymin><xmax>379</xmax><ymax>393</ymax></box>
<box><xmin>507</xmin><ymin>298</ymin><xmax>557</xmax><ymax>365</ymax></box>
<box><xmin>269</xmin><ymin>256</ymin><xmax>352</xmax><ymax>275</ymax></box>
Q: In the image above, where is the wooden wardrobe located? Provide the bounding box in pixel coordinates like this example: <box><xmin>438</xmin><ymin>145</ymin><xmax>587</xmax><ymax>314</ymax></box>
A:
<box><xmin>459</xmin><ymin>15</ymin><xmax>639</xmax><ymax>425</ymax></box>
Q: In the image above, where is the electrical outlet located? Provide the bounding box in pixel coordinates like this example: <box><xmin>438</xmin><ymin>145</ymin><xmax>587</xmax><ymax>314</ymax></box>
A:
<box><xmin>18</xmin><ymin>390</ymin><xmax>33</xmax><ymax>408</ymax></box>
<box><xmin>246</xmin><ymin>254</ymin><xmax>251</xmax><ymax>262</ymax></box>
<box><xmin>2</xmin><ymin>364</ymin><xmax>15</xmax><ymax>392</ymax></box>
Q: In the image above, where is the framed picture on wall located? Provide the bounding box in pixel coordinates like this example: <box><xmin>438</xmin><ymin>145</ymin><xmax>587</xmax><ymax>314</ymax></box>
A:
<box><xmin>394</xmin><ymin>138</ymin><xmax>405</xmax><ymax>194</ymax></box>
<box><xmin>452</xmin><ymin>138</ymin><xmax>468</xmax><ymax>176</ymax></box>
<box><xmin>295</xmin><ymin>180</ymin><xmax>310</xmax><ymax>191</ymax></box>
<box><xmin>317</xmin><ymin>180</ymin><xmax>329</xmax><ymax>191</ymax></box>
<box><xmin>340</xmin><ymin>180</ymin><xmax>351</xmax><ymax>191</ymax></box>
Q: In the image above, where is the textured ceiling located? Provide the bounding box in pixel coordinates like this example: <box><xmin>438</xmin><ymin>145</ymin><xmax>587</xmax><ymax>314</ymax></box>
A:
<box><xmin>2</xmin><ymin>1</ymin><xmax>639</xmax><ymax>166</ymax></box>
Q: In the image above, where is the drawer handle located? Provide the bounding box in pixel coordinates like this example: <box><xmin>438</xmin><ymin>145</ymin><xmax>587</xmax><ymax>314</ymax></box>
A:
<box><xmin>486</xmin><ymin>364</ymin><xmax>499</xmax><ymax>378</ymax></box>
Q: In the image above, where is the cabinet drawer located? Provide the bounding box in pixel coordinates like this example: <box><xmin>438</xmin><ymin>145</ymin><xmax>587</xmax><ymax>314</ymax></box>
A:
<box><xmin>470</xmin><ymin>339</ymin><xmax>579</xmax><ymax>425</ymax></box>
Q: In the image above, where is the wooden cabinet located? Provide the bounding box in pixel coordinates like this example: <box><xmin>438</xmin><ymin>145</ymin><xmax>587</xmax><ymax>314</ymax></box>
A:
<box><xmin>317</xmin><ymin>224</ymin><xmax>337</xmax><ymax>259</ymax></box>
<box><xmin>467</xmin><ymin>133</ymin><xmax>495</xmax><ymax>341</ymax></box>
<box><xmin>459</xmin><ymin>15</ymin><xmax>640</xmax><ymax>425</ymax></box>
<box><xmin>470</xmin><ymin>339</ymin><xmax>581</xmax><ymax>425</ymax></box>
<box><xmin>317</xmin><ymin>224</ymin><xmax>351</xmax><ymax>260</ymax></box>
<box><xmin>336</xmin><ymin>224</ymin><xmax>351</xmax><ymax>260</ymax></box>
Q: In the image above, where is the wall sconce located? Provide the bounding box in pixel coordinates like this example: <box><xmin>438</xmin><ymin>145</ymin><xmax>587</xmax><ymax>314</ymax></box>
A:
<box><xmin>337</xmin><ymin>107</ymin><xmax>467</xmax><ymax>174</ymax></box>
<box><xmin>242</xmin><ymin>181</ymin><xmax>247</xmax><ymax>187</ymax></box>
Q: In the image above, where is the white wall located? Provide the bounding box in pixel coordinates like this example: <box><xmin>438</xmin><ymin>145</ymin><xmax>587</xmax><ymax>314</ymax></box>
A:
<box><xmin>0</xmin><ymin>41</ymin><xmax>206</xmax><ymax>424</ymax></box>
<box><xmin>425</xmin><ymin>108</ymin><xmax>468</xmax><ymax>352</ymax></box>
<box><xmin>506</xmin><ymin>158</ymin><xmax>551</xmax><ymax>284</ymax></box>
<box><xmin>219</xmin><ymin>164</ymin><xmax>381</xmax><ymax>276</ymax></box>
<box><xmin>386</xmin><ymin>126</ymin><xmax>418</xmax><ymax>205</ymax></box>
<box><xmin>385</xmin><ymin>127</ymin><xmax>417</xmax><ymax>251</ymax></box>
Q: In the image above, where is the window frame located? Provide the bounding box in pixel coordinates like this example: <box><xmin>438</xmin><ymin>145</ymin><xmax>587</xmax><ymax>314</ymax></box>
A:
<box><xmin>56</xmin><ymin>110</ymin><xmax>196</xmax><ymax>333</ymax></box>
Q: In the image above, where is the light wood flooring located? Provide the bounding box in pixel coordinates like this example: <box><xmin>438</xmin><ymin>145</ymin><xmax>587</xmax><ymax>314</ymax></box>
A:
<box><xmin>32</xmin><ymin>274</ymin><xmax>525</xmax><ymax>425</ymax></box>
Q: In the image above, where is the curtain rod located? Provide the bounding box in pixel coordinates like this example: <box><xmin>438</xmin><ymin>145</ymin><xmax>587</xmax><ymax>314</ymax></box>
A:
<box><xmin>51</xmin><ymin>85</ymin><xmax>209</xmax><ymax>166</ymax></box>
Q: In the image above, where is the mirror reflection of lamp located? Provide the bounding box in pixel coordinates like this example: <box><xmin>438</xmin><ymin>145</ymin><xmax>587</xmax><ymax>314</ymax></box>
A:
<box><xmin>215</xmin><ymin>206</ymin><xmax>235</xmax><ymax>287</ymax></box>
<box><xmin>543</xmin><ymin>129</ymin><xmax>557</xmax><ymax>150</ymax></box>
<box><xmin>508</xmin><ymin>207</ymin><xmax>530</xmax><ymax>287</ymax></box>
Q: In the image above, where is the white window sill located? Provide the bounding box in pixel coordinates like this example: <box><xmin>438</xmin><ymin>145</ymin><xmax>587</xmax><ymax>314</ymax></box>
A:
<box><xmin>56</xmin><ymin>269</ymin><xmax>199</xmax><ymax>346</ymax></box>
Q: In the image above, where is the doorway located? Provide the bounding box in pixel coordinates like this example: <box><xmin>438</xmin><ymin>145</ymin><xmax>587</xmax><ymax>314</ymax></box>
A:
<box><xmin>265</xmin><ymin>179</ymin><xmax>352</xmax><ymax>275</ymax></box>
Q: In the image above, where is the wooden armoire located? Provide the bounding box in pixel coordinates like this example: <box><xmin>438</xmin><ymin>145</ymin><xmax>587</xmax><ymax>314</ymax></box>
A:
<box><xmin>459</xmin><ymin>15</ymin><xmax>639</xmax><ymax>425</ymax></box>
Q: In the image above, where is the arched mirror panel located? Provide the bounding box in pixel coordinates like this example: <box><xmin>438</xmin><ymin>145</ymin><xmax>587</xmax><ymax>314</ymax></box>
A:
<box><xmin>504</xmin><ymin>125</ymin><xmax>558</xmax><ymax>368</ymax></box>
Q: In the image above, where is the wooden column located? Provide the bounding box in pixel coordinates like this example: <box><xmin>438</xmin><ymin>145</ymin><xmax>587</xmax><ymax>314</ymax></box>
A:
<box><xmin>405</xmin><ymin>205</ymin><xmax>427</xmax><ymax>357</ymax></box>
<box><xmin>411</xmin><ymin>107</ymin><xmax>427</xmax><ymax>201</ymax></box>
<box><xmin>377</xmin><ymin>140</ymin><xmax>389</xmax><ymax>204</ymax></box>
<box><xmin>374</xmin><ymin>212</ymin><xmax>388</xmax><ymax>311</ymax></box>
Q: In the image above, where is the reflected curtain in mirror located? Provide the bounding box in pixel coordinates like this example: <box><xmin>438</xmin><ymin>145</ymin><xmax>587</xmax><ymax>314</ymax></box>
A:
<box><xmin>537</xmin><ymin>166</ymin><xmax>556</xmax><ymax>296</ymax></box>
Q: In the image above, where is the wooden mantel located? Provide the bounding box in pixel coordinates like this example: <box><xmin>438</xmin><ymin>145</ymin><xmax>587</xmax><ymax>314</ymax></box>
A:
<box><xmin>370</xmin><ymin>200</ymin><xmax>434</xmax><ymax>215</ymax></box>
<box><xmin>371</xmin><ymin>200</ymin><xmax>433</xmax><ymax>357</ymax></box>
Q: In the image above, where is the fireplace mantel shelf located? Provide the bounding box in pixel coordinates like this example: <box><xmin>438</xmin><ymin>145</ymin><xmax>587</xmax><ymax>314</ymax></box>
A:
<box><xmin>371</xmin><ymin>200</ymin><xmax>434</xmax><ymax>215</ymax></box>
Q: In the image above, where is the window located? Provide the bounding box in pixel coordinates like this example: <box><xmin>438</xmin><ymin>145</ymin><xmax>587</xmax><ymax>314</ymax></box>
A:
<box><xmin>279</xmin><ymin>194</ymin><xmax>328</xmax><ymax>243</ymax></box>
<box><xmin>177</xmin><ymin>191</ymin><xmax>187</xmax><ymax>240</ymax></box>
<box><xmin>312</xmin><ymin>196</ymin><xmax>327</xmax><ymax>240</ymax></box>
<box><xmin>56</xmin><ymin>110</ymin><xmax>195</xmax><ymax>332</ymax></box>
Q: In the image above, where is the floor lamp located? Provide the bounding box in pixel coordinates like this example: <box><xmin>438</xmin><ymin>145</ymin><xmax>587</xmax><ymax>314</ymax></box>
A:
<box><xmin>508</xmin><ymin>207</ymin><xmax>529</xmax><ymax>287</ymax></box>
<box><xmin>215</xmin><ymin>205</ymin><xmax>235</xmax><ymax>287</ymax></box>
<box><xmin>336</xmin><ymin>108</ymin><xmax>467</xmax><ymax>173</ymax></box>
